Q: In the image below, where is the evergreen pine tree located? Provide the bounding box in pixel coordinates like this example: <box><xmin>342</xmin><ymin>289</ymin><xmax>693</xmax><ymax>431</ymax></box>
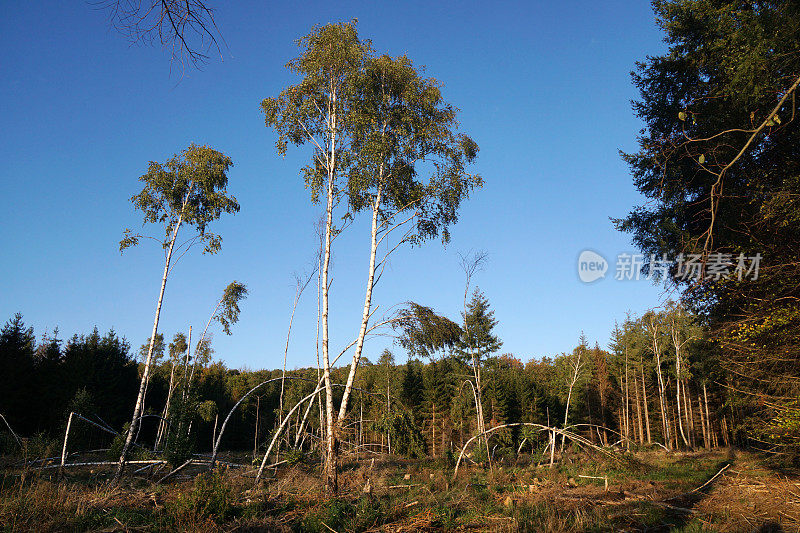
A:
<box><xmin>455</xmin><ymin>288</ymin><xmax>502</xmax><ymax>364</ymax></box>
<box><xmin>0</xmin><ymin>314</ymin><xmax>36</xmax><ymax>434</ymax></box>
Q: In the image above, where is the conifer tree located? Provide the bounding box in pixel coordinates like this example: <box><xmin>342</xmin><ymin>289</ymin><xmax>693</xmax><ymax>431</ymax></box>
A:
<box><xmin>455</xmin><ymin>288</ymin><xmax>502</xmax><ymax>363</ymax></box>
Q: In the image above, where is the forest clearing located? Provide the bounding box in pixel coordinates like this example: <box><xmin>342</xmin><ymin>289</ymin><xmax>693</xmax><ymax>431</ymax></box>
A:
<box><xmin>2</xmin><ymin>449</ymin><xmax>796</xmax><ymax>531</ymax></box>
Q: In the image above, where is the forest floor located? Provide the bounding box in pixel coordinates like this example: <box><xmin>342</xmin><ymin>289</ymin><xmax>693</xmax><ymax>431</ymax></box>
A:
<box><xmin>1</xmin><ymin>448</ymin><xmax>798</xmax><ymax>532</ymax></box>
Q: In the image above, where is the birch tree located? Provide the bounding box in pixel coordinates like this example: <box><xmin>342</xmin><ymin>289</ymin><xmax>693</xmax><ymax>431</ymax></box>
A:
<box><xmin>332</xmin><ymin>54</ymin><xmax>480</xmax><ymax>491</ymax></box>
<box><xmin>667</xmin><ymin>301</ymin><xmax>698</xmax><ymax>449</ymax></box>
<box><xmin>645</xmin><ymin>311</ymin><xmax>671</xmax><ymax>450</ymax></box>
<box><xmin>186</xmin><ymin>281</ymin><xmax>248</xmax><ymax>394</ymax></box>
<box><xmin>559</xmin><ymin>337</ymin><xmax>587</xmax><ymax>451</ymax></box>
<box><xmin>113</xmin><ymin>144</ymin><xmax>238</xmax><ymax>483</ymax></box>
<box><xmin>262</xmin><ymin>20</ymin><xmax>368</xmax><ymax>495</ymax></box>
<box><xmin>394</xmin><ymin>303</ymin><xmax>461</xmax><ymax>360</ymax></box>
<box><xmin>262</xmin><ymin>23</ymin><xmax>479</xmax><ymax>494</ymax></box>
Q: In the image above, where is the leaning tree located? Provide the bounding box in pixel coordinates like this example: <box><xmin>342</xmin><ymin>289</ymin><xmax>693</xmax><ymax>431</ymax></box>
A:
<box><xmin>113</xmin><ymin>144</ymin><xmax>238</xmax><ymax>484</ymax></box>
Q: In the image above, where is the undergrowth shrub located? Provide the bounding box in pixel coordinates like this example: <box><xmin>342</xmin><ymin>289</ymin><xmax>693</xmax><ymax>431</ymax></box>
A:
<box><xmin>169</xmin><ymin>470</ymin><xmax>233</xmax><ymax>524</ymax></box>
<box><xmin>107</xmin><ymin>423</ymin><xmax>129</xmax><ymax>461</ymax></box>
<box><xmin>284</xmin><ymin>448</ymin><xmax>306</xmax><ymax>466</ymax></box>
<box><xmin>297</xmin><ymin>497</ymin><xmax>388</xmax><ymax>533</ymax></box>
<box><xmin>432</xmin><ymin>505</ymin><xmax>459</xmax><ymax>529</ymax></box>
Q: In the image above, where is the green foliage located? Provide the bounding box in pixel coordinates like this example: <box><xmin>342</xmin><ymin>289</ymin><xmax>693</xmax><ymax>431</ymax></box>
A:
<box><xmin>455</xmin><ymin>288</ymin><xmax>502</xmax><ymax>364</ymax></box>
<box><xmin>171</xmin><ymin>470</ymin><xmax>233</xmax><ymax>523</ymax></box>
<box><xmin>168</xmin><ymin>332</ymin><xmax>187</xmax><ymax>362</ymax></box>
<box><xmin>261</xmin><ymin>20</ymin><xmax>369</xmax><ymax>203</ymax></box>
<box><xmin>439</xmin><ymin>448</ymin><xmax>456</xmax><ymax>468</ymax></box>
<box><xmin>432</xmin><ymin>505</ymin><xmax>459</xmax><ymax>529</ymax></box>
<box><xmin>196</xmin><ymin>400</ymin><xmax>218</xmax><ymax>423</ymax></box>
<box><xmin>371</xmin><ymin>409</ymin><xmax>426</xmax><ymax>458</ymax></box>
<box><xmin>394</xmin><ymin>303</ymin><xmax>461</xmax><ymax>359</ymax></box>
<box><xmin>1</xmin><ymin>314</ymin><xmax>139</xmax><ymax>441</ymax></box>
<box><xmin>138</xmin><ymin>333</ymin><xmax>165</xmax><ymax>363</ymax></box>
<box><xmin>62</xmin><ymin>329</ymin><xmax>138</xmax><ymax>429</ymax></box>
<box><xmin>765</xmin><ymin>400</ymin><xmax>800</xmax><ymax>446</ymax></box>
<box><xmin>215</xmin><ymin>281</ymin><xmax>248</xmax><ymax>335</ymax></box>
<box><xmin>615</xmin><ymin>0</ymin><xmax>800</xmax><ymax>447</ymax></box>
<box><xmin>400</xmin><ymin>360</ymin><xmax>424</xmax><ymax>410</ymax></box>
<box><xmin>164</xmin><ymin>393</ymin><xmax>196</xmax><ymax>466</ymax></box>
<box><xmin>120</xmin><ymin>143</ymin><xmax>239</xmax><ymax>255</ymax></box>
<box><xmin>284</xmin><ymin>448</ymin><xmax>307</xmax><ymax>466</ymax></box>
<box><xmin>262</xmin><ymin>20</ymin><xmax>479</xmax><ymax>243</ymax></box>
<box><xmin>108</xmin><ymin>422</ymin><xmax>130</xmax><ymax>461</ymax></box>
<box><xmin>298</xmin><ymin>497</ymin><xmax>389</xmax><ymax>533</ymax></box>
<box><xmin>347</xmin><ymin>52</ymin><xmax>481</xmax><ymax>245</ymax></box>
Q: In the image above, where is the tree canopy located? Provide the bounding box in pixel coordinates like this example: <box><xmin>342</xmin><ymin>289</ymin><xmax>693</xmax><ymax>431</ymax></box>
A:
<box><xmin>120</xmin><ymin>144</ymin><xmax>239</xmax><ymax>255</ymax></box>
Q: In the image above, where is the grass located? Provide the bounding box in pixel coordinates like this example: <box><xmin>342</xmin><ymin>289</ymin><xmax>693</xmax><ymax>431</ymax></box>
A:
<box><xmin>0</xmin><ymin>449</ymin><xmax>796</xmax><ymax>532</ymax></box>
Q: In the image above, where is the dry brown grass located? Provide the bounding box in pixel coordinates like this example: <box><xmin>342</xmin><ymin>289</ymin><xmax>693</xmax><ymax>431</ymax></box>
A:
<box><xmin>1</xmin><ymin>450</ymin><xmax>797</xmax><ymax>532</ymax></box>
<box><xmin>690</xmin><ymin>453</ymin><xmax>800</xmax><ymax>532</ymax></box>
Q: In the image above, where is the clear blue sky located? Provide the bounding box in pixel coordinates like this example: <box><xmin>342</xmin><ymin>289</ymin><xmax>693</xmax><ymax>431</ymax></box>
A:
<box><xmin>0</xmin><ymin>1</ymin><xmax>671</xmax><ymax>370</ymax></box>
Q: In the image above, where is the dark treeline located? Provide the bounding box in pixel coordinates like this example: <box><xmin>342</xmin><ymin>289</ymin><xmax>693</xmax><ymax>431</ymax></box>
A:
<box><xmin>0</xmin><ymin>314</ymin><xmax>138</xmax><ymax>440</ymax></box>
<box><xmin>0</xmin><ymin>293</ymin><xmax>739</xmax><ymax>462</ymax></box>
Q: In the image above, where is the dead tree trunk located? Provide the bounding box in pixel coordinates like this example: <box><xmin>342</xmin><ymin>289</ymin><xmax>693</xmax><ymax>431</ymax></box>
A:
<box><xmin>641</xmin><ymin>362</ymin><xmax>652</xmax><ymax>444</ymax></box>
<box><xmin>634</xmin><ymin>372</ymin><xmax>644</xmax><ymax>444</ymax></box>
<box><xmin>561</xmin><ymin>349</ymin><xmax>584</xmax><ymax>452</ymax></box>
<box><xmin>648</xmin><ymin>316</ymin><xmax>670</xmax><ymax>450</ymax></box>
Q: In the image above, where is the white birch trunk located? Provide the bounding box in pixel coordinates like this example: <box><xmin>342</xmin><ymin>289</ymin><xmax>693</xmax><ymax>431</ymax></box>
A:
<box><xmin>337</xmin><ymin>183</ymin><xmax>382</xmax><ymax>423</ymax></box>
<box><xmin>59</xmin><ymin>411</ymin><xmax>74</xmax><ymax>473</ymax></box>
<box><xmin>649</xmin><ymin>318</ymin><xmax>670</xmax><ymax>450</ymax></box>
<box><xmin>641</xmin><ymin>362</ymin><xmax>651</xmax><ymax>443</ymax></box>
<box><xmin>114</xmin><ymin>205</ymin><xmax>186</xmax><ymax>483</ymax></box>
<box><xmin>671</xmin><ymin>320</ymin><xmax>690</xmax><ymax>448</ymax></box>
<box><xmin>154</xmin><ymin>360</ymin><xmax>176</xmax><ymax>451</ymax></box>
<box><xmin>322</xmin><ymin>84</ymin><xmax>338</xmax><ymax>493</ymax></box>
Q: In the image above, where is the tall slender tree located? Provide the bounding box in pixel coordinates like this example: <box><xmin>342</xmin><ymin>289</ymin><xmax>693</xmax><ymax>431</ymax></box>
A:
<box><xmin>455</xmin><ymin>285</ymin><xmax>502</xmax><ymax>458</ymax></box>
<box><xmin>331</xmin><ymin>51</ymin><xmax>479</xmax><ymax>491</ymax></box>
<box><xmin>455</xmin><ymin>288</ymin><xmax>502</xmax><ymax>364</ymax></box>
<box><xmin>262</xmin><ymin>23</ymin><xmax>479</xmax><ymax>493</ymax></box>
<box><xmin>262</xmin><ymin>21</ymin><xmax>369</xmax><ymax>493</ymax></box>
<box><xmin>114</xmin><ymin>144</ymin><xmax>238</xmax><ymax>483</ymax></box>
